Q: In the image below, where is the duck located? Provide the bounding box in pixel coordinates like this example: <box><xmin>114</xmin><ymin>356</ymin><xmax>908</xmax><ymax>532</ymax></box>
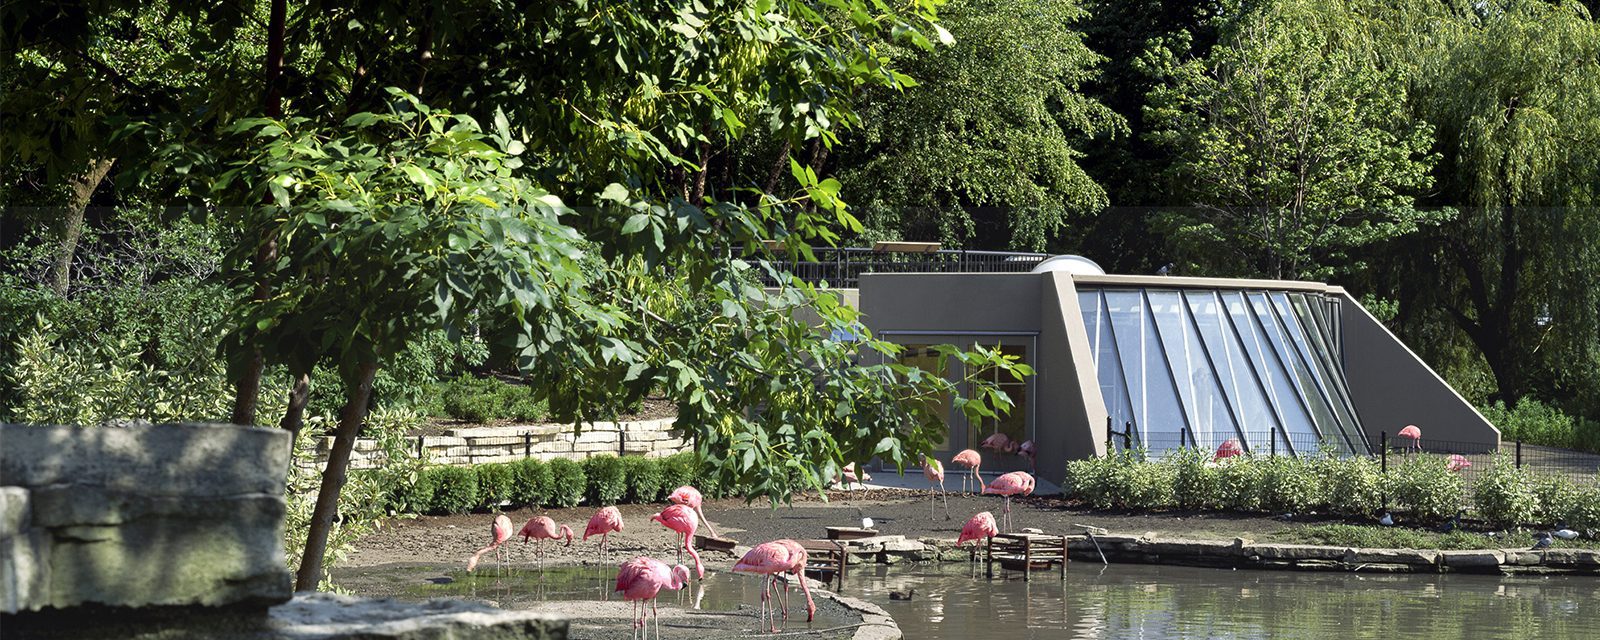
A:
<box><xmin>889</xmin><ymin>588</ymin><xmax>916</xmax><ymax>601</ymax></box>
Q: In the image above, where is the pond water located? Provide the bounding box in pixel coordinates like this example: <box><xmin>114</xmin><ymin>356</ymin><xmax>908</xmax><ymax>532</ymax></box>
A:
<box><xmin>335</xmin><ymin>562</ymin><xmax>1600</xmax><ymax>639</ymax></box>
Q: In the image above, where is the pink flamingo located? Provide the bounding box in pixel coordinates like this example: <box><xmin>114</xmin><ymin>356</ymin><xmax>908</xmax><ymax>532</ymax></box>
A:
<box><xmin>923</xmin><ymin>456</ymin><xmax>949</xmax><ymax>520</ymax></box>
<box><xmin>841</xmin><ymin>462</ymin><xmax>871</xmax><ymax>489</ymax></box>
<box><xmin>980</xmin><ymin>432</ymin><xmax>1016</xmax><ymax>453</ymax></box>
<box><xmin>651</xmin><ymin>504</ymin><xmax>704</xmax><ymax>578</ymax></box>
<box><xmin>615</xmin><ymin>556</ymin><xmax>691</xmax><ymax>640</ymax></box>
<box><xmin>1447</xmin><ymin>454</ymin><xmax>1472</xmax><ymax>472</ymax></box>
<box><xmin>772</xmin><ymin>539</ymin><xmax>815</xmax><ymax>622</ymax></box>
<box><xmin>957</xmin><ymin>511</ymin><xmax>1000</xmax><ymax>547</ymax></box>
<box><xmin>667</xmin><ymin>485</ymin><xmax>719</xmax><ymax>539</ymax></box>
<box><xmin>465</xmin><ymin>514</ymin><xmax>514</xmax><ymax>573</ymax></box>
<box><xmin>983</xmin><ymin>471</ymin><xmax>1034</xmax><ymax>532</ymax></box>
<box><xmin>952</xmin><ymin>449</ymin><xmax>984</xmax><ymax>494</ymax></box>
<box><xmin>1214</xmin><ymin>438</ymin><xmax>1244</xmax><ymax>461</ymax></box>
<box><xmin>734</xmin><ymin>540</ymin><xmax>816</xmax><ymax>632</ymax></box>
<box><xmin>518</xmin><ymin>515</ymin><xmax>572</xmax><ymax>569</ymax></box>
<box><xmin>585</xmin><ymin>506</ymin><xmax>625</xmax><ymax>558</ymax></box>
<box><xmin>1018</xmin><ymin>439</ymin><xmax>1037</xmax><ymax>473</ymax></box>
<box><xmin>1398</xmin><ymin>425</ymin><xmax>1422</xmax><ymax>452</ymax></box>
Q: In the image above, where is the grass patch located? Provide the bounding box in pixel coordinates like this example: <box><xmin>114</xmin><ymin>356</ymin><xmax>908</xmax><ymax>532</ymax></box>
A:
<box><xmin>1285</xmin><ymin>523</ymin><xmax>1598</xmax><ymax>550</ymax></box>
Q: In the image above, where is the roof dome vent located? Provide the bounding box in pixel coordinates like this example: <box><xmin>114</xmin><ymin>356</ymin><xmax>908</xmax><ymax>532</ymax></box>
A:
<box><xmin>1029</xmin><ymin>255</ymin><xmax>1105</xmax><ymax>276</ymax></box>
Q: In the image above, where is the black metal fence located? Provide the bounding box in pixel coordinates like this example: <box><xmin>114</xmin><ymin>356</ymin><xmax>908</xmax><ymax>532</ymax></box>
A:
<box><xmin>1105</xmin><ymin>425</ymin><xmax>1600</xmax><ymax>485</ymax></box>
<box><xmin>751</xmin><ymin>247</ymin><xmax>1050</xmax><ymax>288</ymax></box>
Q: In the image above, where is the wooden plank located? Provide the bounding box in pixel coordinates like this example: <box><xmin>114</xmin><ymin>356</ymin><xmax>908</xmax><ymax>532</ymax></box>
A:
<box><xmin>871</xmin><ymin>241</ymin><xmax>941</xmax><ymax>253</ymax></box>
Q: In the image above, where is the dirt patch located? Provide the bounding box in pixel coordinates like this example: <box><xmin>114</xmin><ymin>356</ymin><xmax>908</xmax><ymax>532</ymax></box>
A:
<box><xmin>345</xmin><ymin>491</ymin><xmax>1341</xmax><ymax>570</ymax></box>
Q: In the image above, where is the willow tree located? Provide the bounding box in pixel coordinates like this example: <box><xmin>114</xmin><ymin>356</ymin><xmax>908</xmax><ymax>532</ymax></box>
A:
<box><xmin>1406</xmin><ymin>0</ymin><xmax>1600</xmax><ymax>408</ymax></box>
<box><xmin>1143</xmin><ymin>0</ymin><xmax>1440</xmax><ymax>280</ymax></box>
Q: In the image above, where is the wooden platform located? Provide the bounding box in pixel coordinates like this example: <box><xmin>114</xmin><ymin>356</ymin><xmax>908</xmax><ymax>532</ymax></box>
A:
<box><xmin>797</xmin><ymin>539</ymin><xmax>847</xmax><ymax>589</ymax></box>
<box><xmin>982</xmin><ymin>533</ymin><xmax>1068</xmax><ymax>580</ymax></box>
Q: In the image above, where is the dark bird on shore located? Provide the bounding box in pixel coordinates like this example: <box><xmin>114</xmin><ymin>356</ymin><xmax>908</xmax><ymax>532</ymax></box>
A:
<box><xmin>890</xmin><ymin>588</ymin><xmax>916</xmax><ymax>601</ymax></box>
<box><xmin>1156</xmin><ymin>263</ymin><xmax>1174</xmax><ymax>276</ymax></box>
<box><xmin>1532</xmin><ymin>532</ymin><xmax>1554</xmax><ymax>550</ymax></box>
<box><xmin>1435</xmin><ymin>511</ymin><xmax>1462</xmax><ymax>534</ymax></box>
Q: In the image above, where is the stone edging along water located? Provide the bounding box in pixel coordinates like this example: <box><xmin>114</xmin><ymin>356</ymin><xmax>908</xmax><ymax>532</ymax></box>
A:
<box><xmin>819</xmin><ymin>533</ymin><xmax>1600</xmax><ymax>576</ymax></box>
<box><xmin>823</xmin><ymin>591</ymin><xmax>901</xmax><ymax>640</ymax></box>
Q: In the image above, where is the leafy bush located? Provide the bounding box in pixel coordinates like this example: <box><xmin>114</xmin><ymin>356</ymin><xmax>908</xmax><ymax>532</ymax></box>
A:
<box><xmin>584</xmin><ymin>455</ymin><xmax>628</xmax><ymax>505</ymax></box>
<box><xmin>548</xmin><ymin>458</ymin><xmax>587</xmax><ymax>507</ymax></box>
<box><xmin>1166</xmin><ymin>448</ymin><xmax>1222</xmax><ymax>510</ymax></box>
<box><xmin>1471</xmin><ymin>455</ymin><xmax>1537</xmax><ymax>528</ymax></box>
<box><xmin>1063</xmin><ymin>450</ymin><xmax>1171</xmax><ymax>510</ymax></box>
<box><xmin>511</xmin><ymin>458</ymin><xmax>553</xmax><ymax>507</ymax></box>
<box><xmin>434</xmin><ymin>376</ymin><xmax>548</xmax><ymax>423</ymax></box>
<box><xmin>1257</xmin><ymin>455</ymin><xmax>1322</xmax><ymax>514</ymax></box>
<box><xmin>1316</xmin><ymin>454</ymin><xmax>1384</xmax><ymax>516</ymax></box>
<box><xmin>622</xmin><ymin>456</ymin><xmax>665</xmax><ymax>503</ymax></box>
<box><xmin>1214</xmin><ymin>457</ymin><xmax>1268</xmax><ymax>512</ymax></box>
<box><xmin>405</xmin><ymin>466</ymin><xmax>444</xmax><ymax>513</ymax></box>
<box><xmin>1530</xmin><ymin>473</ymin><xmax>1580</xmax><ymax>527</ymax></box>
<box><xmin>1063</xmin><ymin>454</ymin><xmax>1119</xmax><ymax>509</ymax></box>
<box><xmin>658</xmin><ymin>452</ymin><xmax>698</xmax><ymax>495</ymax></box>
<box><xmin>1480</xmin><ymin>398</ymin><xmax>1600</xmax><ymax>453</ymax></box>
<box><xmin>474</xmin><ymin>463</ymin><xmax>515</xmax><ymax>509</ymax></box>
<box><xmin>1389</xmin><ymin>454</ymin><xmax>1466</xmax><ymax>522</ymax></box>
<box><xmin>1563</xmin><ymin>486</ymin><xmax>1600</xmax><ymax>530</ymax></box>
<box><xmin>426</xmin><ymin>466</ymin><xmax>480</xmax><ymax>514</ymax></box>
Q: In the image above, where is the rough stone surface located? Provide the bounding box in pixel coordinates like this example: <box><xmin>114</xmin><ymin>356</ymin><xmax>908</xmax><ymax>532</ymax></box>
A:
<box><xmin>829</xmin><ymin>592</ymin><xmax>901</xmax><ymax>640</ymax></box>
<box><xmin>270</xmin><ymin>592</ymin><xmax>568</xmax><ymax>639</ymax></box>
<box><xmin>1343</xmin><ymin>548</ymin><xmax>1439</xmax><ymax>566</ymax></box>
<box><xmin>1439</xmin><ymin>550</ymin><xmax>1506</xmax><ymax>569</ymax></box>
<box><xmin>0</xmin><ymin>423</ymin><xmax>292</xmax><ymax>614</ymax></box>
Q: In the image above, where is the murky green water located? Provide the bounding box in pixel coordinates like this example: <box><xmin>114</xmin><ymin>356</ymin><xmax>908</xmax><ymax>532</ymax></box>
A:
<box><xmin>336</xmin><ymin>562</ymin><xmax>1600</xmax><ymax>639</ymax></box>
<box><xmin>847</xmin><ymin>562</ymin><xmax>1600</xmax><ymax>639</ymax></box>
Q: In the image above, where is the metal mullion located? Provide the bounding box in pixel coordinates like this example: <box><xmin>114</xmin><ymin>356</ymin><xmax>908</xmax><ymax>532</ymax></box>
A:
<box><xmin>1141</xmin><ymin>289</ymin><xmax>1200</xmax><ymax>450</ymax></box>
<box><xmin>1179</xmin><ymin>290</ymin><xmax>1255</xmax><ymax>453</ymax></box>
<box><xmin>1295</xmin><ymin>295</ymin><xmax>1366</xmax><ymax>453</ymax></box>
<box><xmin>1243</xmin><ymin>292</ymin><xmax>1330</xmax><ymax>448</ymax></box>
<box><xmin>1265</xmin><ymin>293</ymin><xmax>1357</xmax><ymax>453</ymax></box>
<box><xmin>1099</xmin><ymin>290</ymin><xmax>1143</xmax><ymax>447</ymax></box>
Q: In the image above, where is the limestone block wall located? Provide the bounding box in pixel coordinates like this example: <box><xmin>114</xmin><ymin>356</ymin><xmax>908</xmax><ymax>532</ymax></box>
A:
<box><xmin>303</xmin><ymin>418</ymin><xmax>689</xmax><ymax>472</ymax></box>
<box><xmin>0</xmin><ymin>423</ymin><xmax>292</xmax><ymax>614</ymax></box>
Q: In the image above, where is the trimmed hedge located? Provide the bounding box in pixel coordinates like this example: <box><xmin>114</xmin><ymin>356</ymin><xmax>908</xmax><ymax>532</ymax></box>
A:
<box><xmin>584</xmin><ymin>455</ymin><xmax>628</xmax><ymax>506</ymax></box>
<box><xmin>1064</xmin><ymin>449</ymin><xmax>1596</xmax><ymax>528</ymax></box>
<box><xmin>511</xmin><ymin>458</ymin><xmax>552</xmax><ymax>507</ymax></box>
<box><xmin>428</xmin><ymin>466</ymin><xmax>479</xmax><ymax>515</ymax></box>
<box><xmin>548</xmin><ymin>458</ymin><xmax>587</xmax><ymax>508</ymax></box>
<box><xmin>622</xmin><ymin>456</ymin><xmax>664</xmax><ymax>503</ymax></box>
<box><xmin>658</xmin><ymin>452</ymin><xmax>697</xmax><ymax>493</ymax></box>
<box><xmin>474</xmin><ymin>463</ymin><xmax>515</xmax><ymax>510</ymax></box>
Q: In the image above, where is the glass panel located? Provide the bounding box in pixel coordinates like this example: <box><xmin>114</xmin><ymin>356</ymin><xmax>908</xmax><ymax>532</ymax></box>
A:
<box><xmin>1104</xmin><ymin>290</ymin><xmax>1187</xmax><ymax>448</ymax></box>
<box><xmin>1285</xmin><ymin>293</ymin><xmax>1365</xmax><ymax>452</ymax></box>
<box><xmin>1082</xmin><ymin>291</ymin><xmax>1138</xmax><ymax>449</ymax></box>
<box><xmin>898</xmin><ymin>344</ymin><xmax>952</xmax><ymax>453</ymax></box>
<box><xmin>1148</xmin><ymin>290</ymin><xmax>1235</xmax><ymax>452</ymax></box>
<box><xmin>1231</xmin><ymin>291</ymin><xmax>1324</xmax><ymax>449</ymax></box>
<box><xmin>1186</xmin><ymin>291</ymin><xmax>1289</xmax><ymax>454</ymax></box>
<box><xmin>1253</xmin><ymin>292</ymin><xmax>1348</xmax><ymax>452</ymax></box>
<box><xmin>968</xmin><ymin>342</ymin><xmax>1031</xmax><ymax>471</ymax></box>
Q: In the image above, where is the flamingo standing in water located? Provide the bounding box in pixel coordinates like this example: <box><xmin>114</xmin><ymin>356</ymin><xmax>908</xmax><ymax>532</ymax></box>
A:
<box><xmin>651</xmin><ymin>504</ymin><xmax>704</xmax><ymax>578</ymax></box>
<box><xmin>952</xmin><ymin>449</ymin><xmax>984</xmax><ymax>494</ymax></box>
<box><xmin>957</xmin><ymin>511</ymin><xmax>1000</xmax><ymax>548</ymax></box>
<box><xmin>923</xmin><ymin>456</ymin><xmax>949</xmax><ymax>520</ymax></box>
<box><xmin>983</xmin><ymin>471</ymin><xmax>1034</xmax><ymax>532</ymax></box>
<box><xmin>734</xmin><ymin>540</ymin><xmax>816</xmax><ymax>632</ymax></box>
<box><xmin>667</xmin><ymin>485</ymin><xmax>719</xmax><ymax>538</ymax></box>
<box><xmin>616</xmin><ymin>556</ymin><xmax>692</xmax><ymax>640</ymax></box>
<box><xmin>585</xmin><ymin>506</ymin><xmax>625</xmax><ymax>558</ymax></box>
<box><xmin>465</xmin><ymin>514</ymin><xmax>514</xmax><ymax>573</ymax></box>
<box><xmin>1398</xmin><ymin>425</ymin><xmax>1423</xmax><ymax>452</ymax></box>
<box><xmin>519</xmin><ymin>515</ymin><xmax>572</xmax><ymax>569</ymax></box>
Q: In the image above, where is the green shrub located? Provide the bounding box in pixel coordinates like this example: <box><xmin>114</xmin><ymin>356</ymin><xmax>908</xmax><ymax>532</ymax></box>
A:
<box><xmin>584</xmin><ymin>455</ymin><xmax>628</xmax><ymax>505</ymax></box>
<box><xmin>1471</xmin><ymin>455</ymin><xmax>1537</xmax><ymax>528</ymax></box>
<box><xmin>548</xmin><ymin>458</ymin><xmax>587</xmax><ymax>507</ymax></box>
<box><xmin>1316</xmin><ymin>454</ymin><xmax>1384</xmax><ymax>516</ymax></box>
<box><xmin>1481</xmin><ymin>398</ymin><xmax>1575</xmax><ymax>449</ymax></box>
<box><xmin>511</xmin><ymin>458</ymin><xmax>553</xmax><ymax>507</ymax></box>
<box><xmin>427</xmin><ymin>466</ymin><xmax>480</xmax><ymax>514</ymax></box>
<box><xmin>1214</xmin><ymin>456</ymin><xmax>1268</xmax><ymax>512</ymax></box>
<box><xmin>1564</xmin><ymin>486</ymin><xmax>1600</xmax><ymax>530</ymax></box>
<box><xmin>1258</xmin><ymin>455</ymin><xmax>1322</xmax><ymax>514</ymax></box>
<box><xmin>658</xmin><ymin>452</ymin><xmax>698</xmax><ymax>494</ymax></box>
<box><xmin>435</xmin><ymin>376</ymin><xmax>548</xmax><ymax>423</ymax></box>
<box><xmin>1165</xmin><ymin>448</ymin><xmax>1222</xmax><ymax>510</ymax></box>
<box><xmin>1531</xmin><ymin>473</ymin><xmax>1580</xmax><ymax>527</ymax></box>
<box><xmin>1062</xmin><ymin>451</ymin><xmax>1172</xmax><ymax>510</ymax></box>
<box><xmin>622</xmin><ymin>456</ymin><xmax>665</xmax><ymax>503</ymax></box>
<box><xmin>1063</xmin><ymin>454</ymin><xmax>1119</xmax><ymax>509</ymax></box>
<box><xmin>474</xmin><ymin>463</ymin><xmax>515</xmax><ymax>509</ymax></box>
<box><xmin>404</xmin><ymin>467</ymin><xmax>444</xmax><ymax>513</ymax></box>
<box><xmin>1389</xmin><ymin>454</ymin><xmax>1466</xmax><ymax>522</ymax></box>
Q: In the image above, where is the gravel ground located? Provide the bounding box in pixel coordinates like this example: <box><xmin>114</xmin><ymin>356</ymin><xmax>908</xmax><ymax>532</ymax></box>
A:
<box><xmin>344</xmin><ymin>490</ymin><xmax>1323</xmax><ymax>570</ymax></box>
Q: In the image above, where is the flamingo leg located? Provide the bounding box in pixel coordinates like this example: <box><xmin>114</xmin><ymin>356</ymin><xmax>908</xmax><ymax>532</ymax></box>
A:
<box><xmin>652</xmin><ymin>599</ymin><xmax>660</xmax><ymax>640</ymax></box>
<box><xmin>942</xmin><ymin>485</ymin><xmax>950</xmax><ymax>520</ymax></box>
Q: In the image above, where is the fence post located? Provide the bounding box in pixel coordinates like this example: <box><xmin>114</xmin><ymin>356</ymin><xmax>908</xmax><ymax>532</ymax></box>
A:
<box><xmin>524</xmin><ymin>433</ymin><xmax>532</xmax><ymax>458</ymax></box>
<box><xmin>1180</xmin><ymin>429</ymin><xmax>1186</xmax><ymax>449</ymax></box>
<box><xmin>1516</xmin><ymin>440</ymin><xmax>1523</xmax><ymax>469</ymax></box>
<box><xmin>1106</xmin><ymin>416</ymin><xmax>1114</xmax><ymax>453</ymax></box>
<box><xmin>416</xmin><ymin>435</ymin><xmax>424</xmax><ymax>458</ymax></box>
<box><xmin>1380</xmin><ymin>431</ymin><xmax>1387</xmax><ymax>474</ymax></box>
<box><xmin>1123</xmin><ymin>421</ymin><xmax>1134</xmax><ymax>450</ymax></box>
<box><xmin>1270</xmin><ymin>435</ymin><xmax>1277</xmax><ymax>457</ymax></box>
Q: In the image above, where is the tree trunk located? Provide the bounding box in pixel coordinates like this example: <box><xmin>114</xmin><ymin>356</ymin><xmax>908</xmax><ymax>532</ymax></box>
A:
<box><xmin>230</xmin><ymin>0</ymin><xmax>288</xmax><ymax>426</ymax></box>
<box><xmin>280</xmin><ymin>371</ymin><xmax>312</xmax><ymax>454</ymax></box>
<box><xmin>764</xmin><ymin>140</ymin><xmax>792</xmax><ymax>195</ymax></box>
<box><xmin>49</xmin><ymin>158</ymin><xmax>115</xmax><ymax>297</ymax></box>
<box><xmin>294</xmin><ymin>359</ymin><xmax>379</xmax><ymax>591</ymax></box>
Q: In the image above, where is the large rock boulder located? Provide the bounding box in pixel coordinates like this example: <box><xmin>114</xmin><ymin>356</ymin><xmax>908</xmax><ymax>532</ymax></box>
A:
<box><xmin>1</xmin><ymin>423</ymin><xmax>293</xmax><ymax>613</ymax></box>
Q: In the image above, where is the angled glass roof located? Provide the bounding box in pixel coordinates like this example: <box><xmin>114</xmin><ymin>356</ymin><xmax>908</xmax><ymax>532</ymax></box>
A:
<box><xmin>1078</xmin><ymin>287</ymin><xmax>1368</xmax><ymax>457</ymax></box>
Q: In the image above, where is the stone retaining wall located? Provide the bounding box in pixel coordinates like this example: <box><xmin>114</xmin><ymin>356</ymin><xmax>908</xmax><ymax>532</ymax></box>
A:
<box><xmin>303</xmin><ymin>418</ymin><xmax>689</xmax><ymax>472</ymax></box>
<box><xmin>1</xmin><ymin>423</ymin><xmax>293</xmax><ymax>614</ymax></box>
<box><xmin>819</xmin><ymin>532</ymin><xmax>1600</xmax><ymax>576</ymax></box>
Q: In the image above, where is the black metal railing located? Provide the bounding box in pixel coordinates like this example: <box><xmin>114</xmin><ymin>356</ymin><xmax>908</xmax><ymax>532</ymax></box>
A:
<box><xmin>751</xmin><ymin>247</ymin><xmax>1050</xmax><ymax>288</ymax></box>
